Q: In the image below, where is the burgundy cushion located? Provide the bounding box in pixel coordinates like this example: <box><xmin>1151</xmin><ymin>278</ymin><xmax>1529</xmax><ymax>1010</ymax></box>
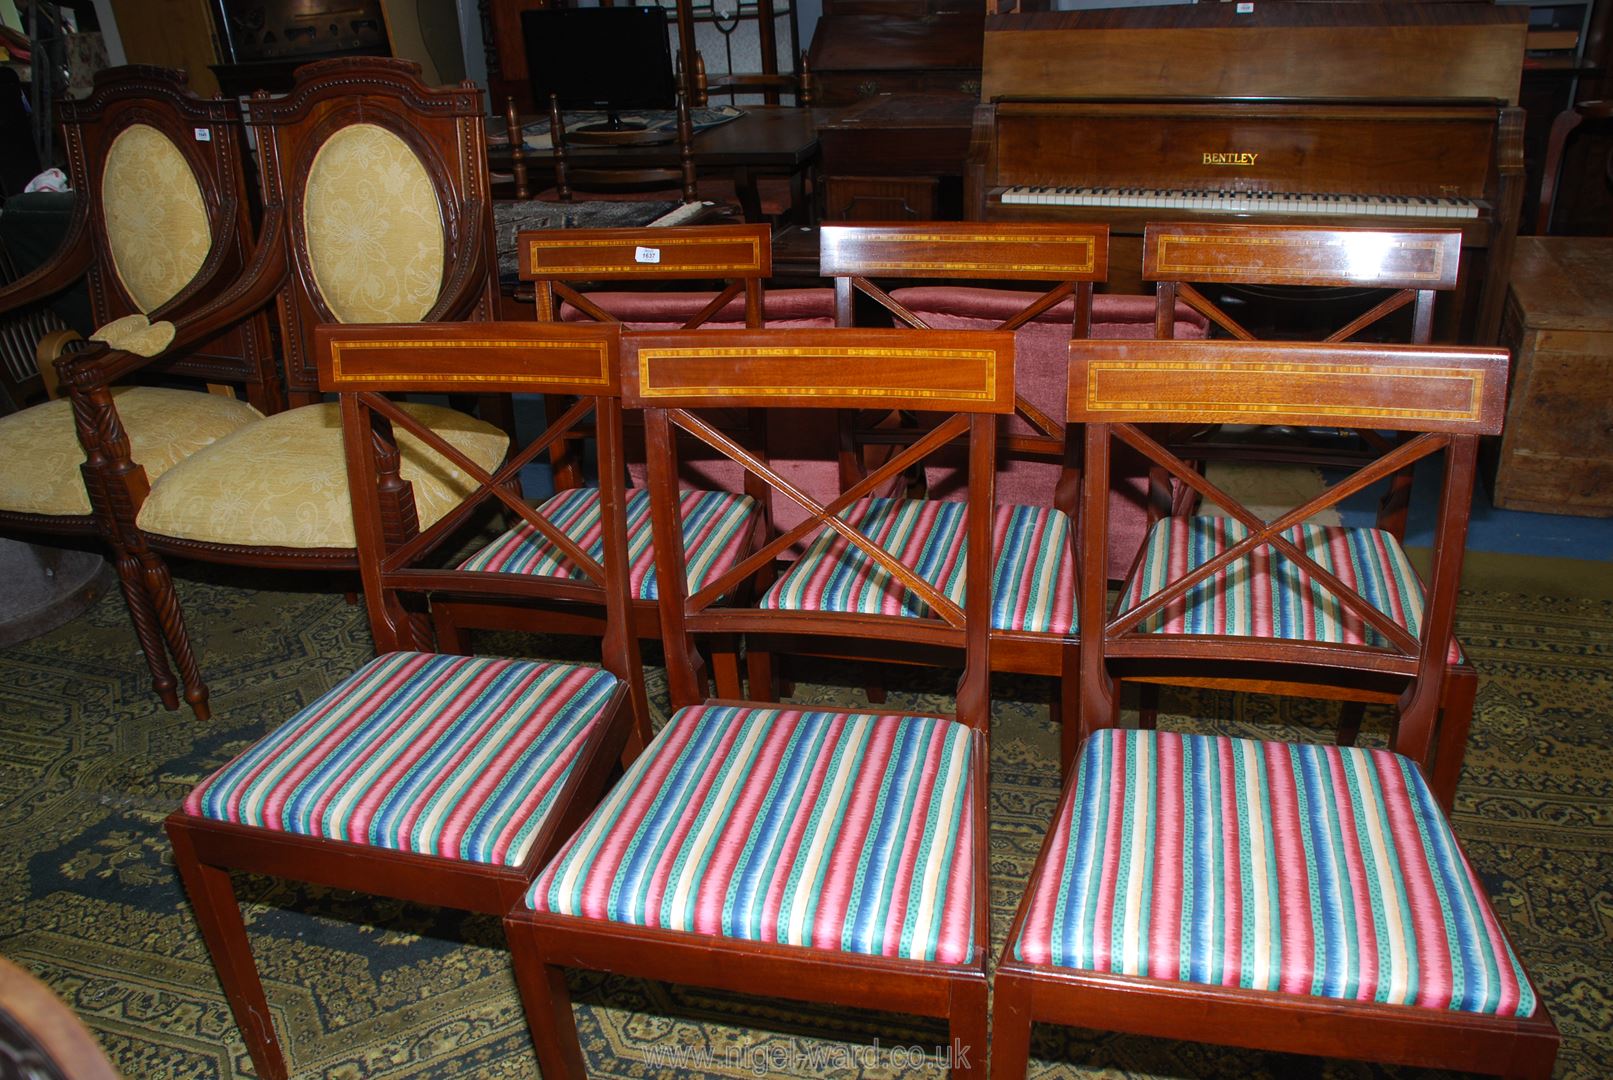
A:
<box><xmin>563</xmin><ymin>288</ymin><xmax>842</xmax><ymax>543</ymax></box>
<box><xmin>560</xmin><ymin>288</ymin><xmax>836</xmax><ymax>329</ymax></box>
<box><xmin>891</xmin><ymin>288</ymin><xmax>1206</xmax><ymax>579</ymax></box>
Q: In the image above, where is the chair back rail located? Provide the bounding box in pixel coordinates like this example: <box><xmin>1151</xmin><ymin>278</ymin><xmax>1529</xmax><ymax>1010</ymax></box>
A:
<box><xmin>819</xmin><ymin>222</ymin><xmax>1107</xmax><ymax>520</ymax></box>
<box><xmin>625</xmin><ymin>326</ymin><xmax>1015</xmax><ymax>726</ymax></box>
<box><xmin>1072</xmin><ymin>338</ymin><xmax>1506</xmax><ymax>769</ymax></box>
<box><xmin>1143</xmin><ymin>222</ymin><xmax>1463</xmax><ymax>343</ymax></box>
<box><xmin>521</xmin><ymin>223</ymin><xmax>770</xmax><ymax>323</ymax></box>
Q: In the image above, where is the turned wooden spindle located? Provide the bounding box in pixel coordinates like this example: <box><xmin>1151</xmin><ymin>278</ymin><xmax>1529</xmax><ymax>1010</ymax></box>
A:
<box><xmin>549</xmin><ymin>92</ymin><xmax>572</xmax><ymax>202</ymax></box>
<box><xmin>676</xmin><ymin>91</ymin><xmax>697</xmax><ymax>202</ymax></box>
<box><xmin>504</xmin><ymin>96</ymin><xmax>529</xmax><ymax>199</ymax></box>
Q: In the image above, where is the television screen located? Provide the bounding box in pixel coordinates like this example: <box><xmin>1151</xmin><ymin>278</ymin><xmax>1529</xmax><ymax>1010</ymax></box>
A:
<box><xmin>522</xmin><ymin>7</ymin><xmax>679</xmax><ymax>116</ymax></box>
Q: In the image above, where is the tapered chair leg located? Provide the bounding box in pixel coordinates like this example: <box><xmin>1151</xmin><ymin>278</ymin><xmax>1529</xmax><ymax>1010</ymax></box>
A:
<box><xmin>1137</xmin><ymin>682</ymin><xmax>1159</xmax><ymax>730</ymax></box>
<box><xmin>745</xmin><ymin>642</ymin><xmax>776</xmax><ymax>702</ymax></box>
<box><xmin>506</xmin><ymin>927</ymin><xmax>588</xmax><ymax>1080</ymax></box>
<box><xmin>711</xmin><ymin>635</ymin><xmax>745</xmax><ymax>698</ymax></box>
<box><xmin>948</xmin><ymin>976</ymin><xmax>988</xmax><ymax>1078</ymax></box>
<box><xmin>166</xmin><ymin>824</ymin><xmax>284</xmax><ymax>1080</ymax></box>
<box><xmin>987</xmin><ymin>975</ymin><xmax>1033</xmax><ymax>1080</ymax></box>
<box><xmin>1432</xmin><ymin>665</ymin><xmax>1479</xmax><ymax>811</ymax></box>
<box><xmin>1336</xmin><ymin>701</ymin><xmax>1367</xmax><ymax>746</ymax></box>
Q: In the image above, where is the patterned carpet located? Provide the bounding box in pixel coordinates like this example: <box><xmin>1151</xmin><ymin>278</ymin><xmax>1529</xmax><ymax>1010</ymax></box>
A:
<box><xmin>0</xmin><ymin>558</ymin><xmax>1607</xmax><ymax>1079</ymax></box>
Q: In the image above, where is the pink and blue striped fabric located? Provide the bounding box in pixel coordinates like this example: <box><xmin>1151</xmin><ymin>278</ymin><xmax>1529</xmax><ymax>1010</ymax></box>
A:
<box><xmin>1120</xmin><ymin>516</ymin><xmax>1461</xmax><ymax>661</ymax></box>
<box><xmin>183</xmin><ymin>652</ymin><xmax>619</xmax><ymax>867</ymax></box>
<box><xmin>528</xmin><ymin>704</ymin><xmax>978</xmax><ymax>965</ymax></box>
<box><xmin>458</xmin><ymin>487</ymin><xmax>756</xmax><ymax>601</ymax></box>
<box><xmin>1016</xmin><ymin>728</ymin><xmax>1536</xmax><ymax>1017</ymax></box>
<box><xmin>757</xmin><ymin>496</ymin><xmax>1075</xmax><ymax>634</ymax></box>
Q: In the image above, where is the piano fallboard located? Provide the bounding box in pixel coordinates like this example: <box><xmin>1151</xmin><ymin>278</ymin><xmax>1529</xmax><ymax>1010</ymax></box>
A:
<box><xmin>984</xmin><ymin>100</ymin><xmax>1501</xmax><ymax>200</ymax></box>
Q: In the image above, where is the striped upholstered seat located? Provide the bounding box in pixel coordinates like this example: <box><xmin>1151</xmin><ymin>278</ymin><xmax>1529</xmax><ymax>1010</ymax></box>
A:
<box><xmin>528</xmin><ymin>704</ymin><xmax>978</xmax><ymax>964</ymax></box>
<box><xmin>184</xmin><ymin>652</ymin><xmax>619</xmax><ymax>866</ymax></box>
<box><xmin>1120</xmin><ymin>516</ymin><xmax>1462</xmax><ymax>661</ymax></box>
<box><xmin>1016</xmin><ymin>728</ymin><xmax>1538</xmax><ymax>1017</ymax></box>
<box><xmin>458</xmin><ymin>487</ymin><xmax>756</xmax><ymax>601</ymax></box>
<box><xmin>757</xmin><ymin>496</ymin><xmax>1075</xmax><ymax>634</ymax></box>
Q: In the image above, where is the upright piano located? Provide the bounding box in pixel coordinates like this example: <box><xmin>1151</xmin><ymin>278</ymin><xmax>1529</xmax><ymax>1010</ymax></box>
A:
<box><xmin>966</xmin><ymin>2</ymin><xmax>1529</xmax><ymax>343</ymax></box>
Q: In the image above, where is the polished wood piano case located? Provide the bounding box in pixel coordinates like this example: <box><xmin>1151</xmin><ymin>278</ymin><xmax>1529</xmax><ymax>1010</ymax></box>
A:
<box><xmin>966</xmin><ymin>2</ymin><xmax>1529</xmax><ymax>344</ymax></box>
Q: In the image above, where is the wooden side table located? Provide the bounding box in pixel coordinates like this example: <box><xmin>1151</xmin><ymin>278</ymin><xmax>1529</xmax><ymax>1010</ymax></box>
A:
<box><xmin>1493</xmin><ymin>236</ymin><xmax>1613</xmax><ymax>516</ymax></box>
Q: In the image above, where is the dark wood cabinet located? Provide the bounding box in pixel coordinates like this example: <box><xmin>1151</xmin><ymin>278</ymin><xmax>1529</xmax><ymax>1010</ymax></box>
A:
<box><xmin>808</xmin><ymin>0</ymin><xmax>981</xmax><ymax>221</ymax></box>
<box><xmin>817</xmin><ymin>93</ymin><xmax>976</xmax><ymax>220</ymax></box>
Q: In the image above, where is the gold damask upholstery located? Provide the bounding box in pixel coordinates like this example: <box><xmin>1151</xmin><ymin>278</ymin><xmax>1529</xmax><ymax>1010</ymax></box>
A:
<box><xmin>100</xmin><ymin>123</ymin><xmax>212</xmax><ymax>313</ymax></box>
<box><xmin>136</xmin><ymin>403</ymin><xmax>507</xmax><ymax>548</ymax></box>
<box><xmin>90</xmin><ymin>313</ymin><xmax>178</xmax><ymax>357</ymax></box>
<box><xmin>0</xmin><ymin>387</ymin><xmax>262</xmax><ymax>517</ymax></box>
<box><xmin>302</xmin><ymin>124</ymin><xmax>446</xmax><ymax>324</ymax></box>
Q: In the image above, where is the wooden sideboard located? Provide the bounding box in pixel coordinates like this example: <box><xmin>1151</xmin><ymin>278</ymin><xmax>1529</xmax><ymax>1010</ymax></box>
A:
<box><xmin>1493</xmin><ymin>236</ymin><xmax>1613</xmax><ymax>515</ymax></box>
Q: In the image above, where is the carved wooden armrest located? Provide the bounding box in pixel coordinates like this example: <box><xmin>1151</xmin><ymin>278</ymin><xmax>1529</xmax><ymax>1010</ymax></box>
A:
<box><xmin>56</xmin><ymin>205</ymin><xmax>291</xmax><ymax>390</ymax></box>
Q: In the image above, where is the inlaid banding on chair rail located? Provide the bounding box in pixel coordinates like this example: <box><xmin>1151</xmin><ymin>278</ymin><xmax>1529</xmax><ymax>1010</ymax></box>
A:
<box><xmin>625</xmin><ymin>330</ymin><xmax>1017</xmax><ymax>411</ymax></box>
<box><xmin>314</xmin><ymin>323</ymin><xmax>620</xmax><ymax>395</ymax></box>
<box><xmin>820</xmin><ymin>228</ymin><xmax>1107</xmax><ymax>279</ymax></box>
<box><xmin>522</xmin><ymin>224</ymin><xmax>771</xmax><ymax>280</ymax></box>
<box><xmin>1145</xmin><ymin>226</ymin><xmax>1463</xmax><ymax>288</ymax></box>
<box><xmin>1068</xmin><ymin>341</ymin><xmax>1508</xmax><ymax>434</ymax></box>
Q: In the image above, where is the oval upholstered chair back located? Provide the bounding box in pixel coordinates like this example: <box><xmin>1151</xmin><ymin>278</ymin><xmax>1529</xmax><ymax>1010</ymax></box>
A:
<box><xmin>248</xmin><ymin>58</ymin><xmax>500</xmax><ymax>403</ymax></box>
<box><xmin>55</xmin><ymin>65</ymin><xmax>279</xmax><ymax>411</ymax></box>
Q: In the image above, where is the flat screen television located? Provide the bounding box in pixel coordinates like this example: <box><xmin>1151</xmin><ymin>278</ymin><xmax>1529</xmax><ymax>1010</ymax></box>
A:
<box><xmin>522</xmin><ymin>6</ymin><xmax>679</xmax><ymax>133</ymax></box>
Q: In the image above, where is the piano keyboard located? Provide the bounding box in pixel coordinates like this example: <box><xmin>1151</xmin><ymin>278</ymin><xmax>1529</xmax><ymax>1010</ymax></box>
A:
<box><xmin>999</xmin><ymin>187</ymin><xmax>1480</xmax><ymax>219</ymax></box>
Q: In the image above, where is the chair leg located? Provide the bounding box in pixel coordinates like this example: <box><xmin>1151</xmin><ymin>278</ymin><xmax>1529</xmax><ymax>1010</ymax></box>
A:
<box><xmin>505</xmin><ymin>928</ymin><xmax>588</xmax><ymax>1080</ymax></box>
<box><xmin>108</xmin><ymin>546</ymin><xmax>180</xmax><ymax>711</ymax></box>
<box><xmin>1431</xmin><ymin>666</ymin><xmax>1478</xmax><ymax>813</ymax></box>
<box><xmin>166</xmin><ymin>825</ymin><xmax>286</xmax><ymax>1080</ymax></box>
<box><xmin>865</xmin><ymin>665</ymin><xmax>888</xmax><ymax>705</ymax></box>
<box><xmin>1058</xmin><ymin>677</ymin><xmax>1081</xmax><ymax>778</ymax></box>
<box><xmin>987</xmin><ymin>974</ymin><xmax>1033</xmax><ymax>1080</ymax></box>
<box><xmin>432</xmin><ymin>605</ymin><xmax>467</xmax><ymax>655</ymax></box>
<box><xmin>711</xmin><ymin>634</ymin><xmax>744</xmax><ymax>699</ymax></box>
<box><xmin>948</xmin><ymin>976</ymin><xmax>988</xmax><ymax>1078</ymax></box>
<box><xmin>1336</xmin><ymin>701</ymin><xmax>1367</xmax><ymax>746</ymax></box>
<box><xmin>745</xmin><ymin>643</ymin><xmax>776</xmax><ymax>703</ymax></box>
<box><xmin>139</xmin><ymin>549</ymin><xmax>210</xmax><ymax>721</ymax></box>
<box><xmin>1137</xmin><ymin>682</ymin><xmax>1159</xmax><ymax>730</ymax></box>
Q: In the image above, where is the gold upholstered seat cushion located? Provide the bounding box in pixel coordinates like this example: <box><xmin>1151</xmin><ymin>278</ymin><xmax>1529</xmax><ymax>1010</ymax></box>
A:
<box><xmin>0</xmin><ymin>387</ymin><xmax>264</xmax><ymax>517</ymax></box>
<box><xmin>135</xmin><ymin>402</ymin><xmax>508</xmax><ymax>548</ymax></box>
